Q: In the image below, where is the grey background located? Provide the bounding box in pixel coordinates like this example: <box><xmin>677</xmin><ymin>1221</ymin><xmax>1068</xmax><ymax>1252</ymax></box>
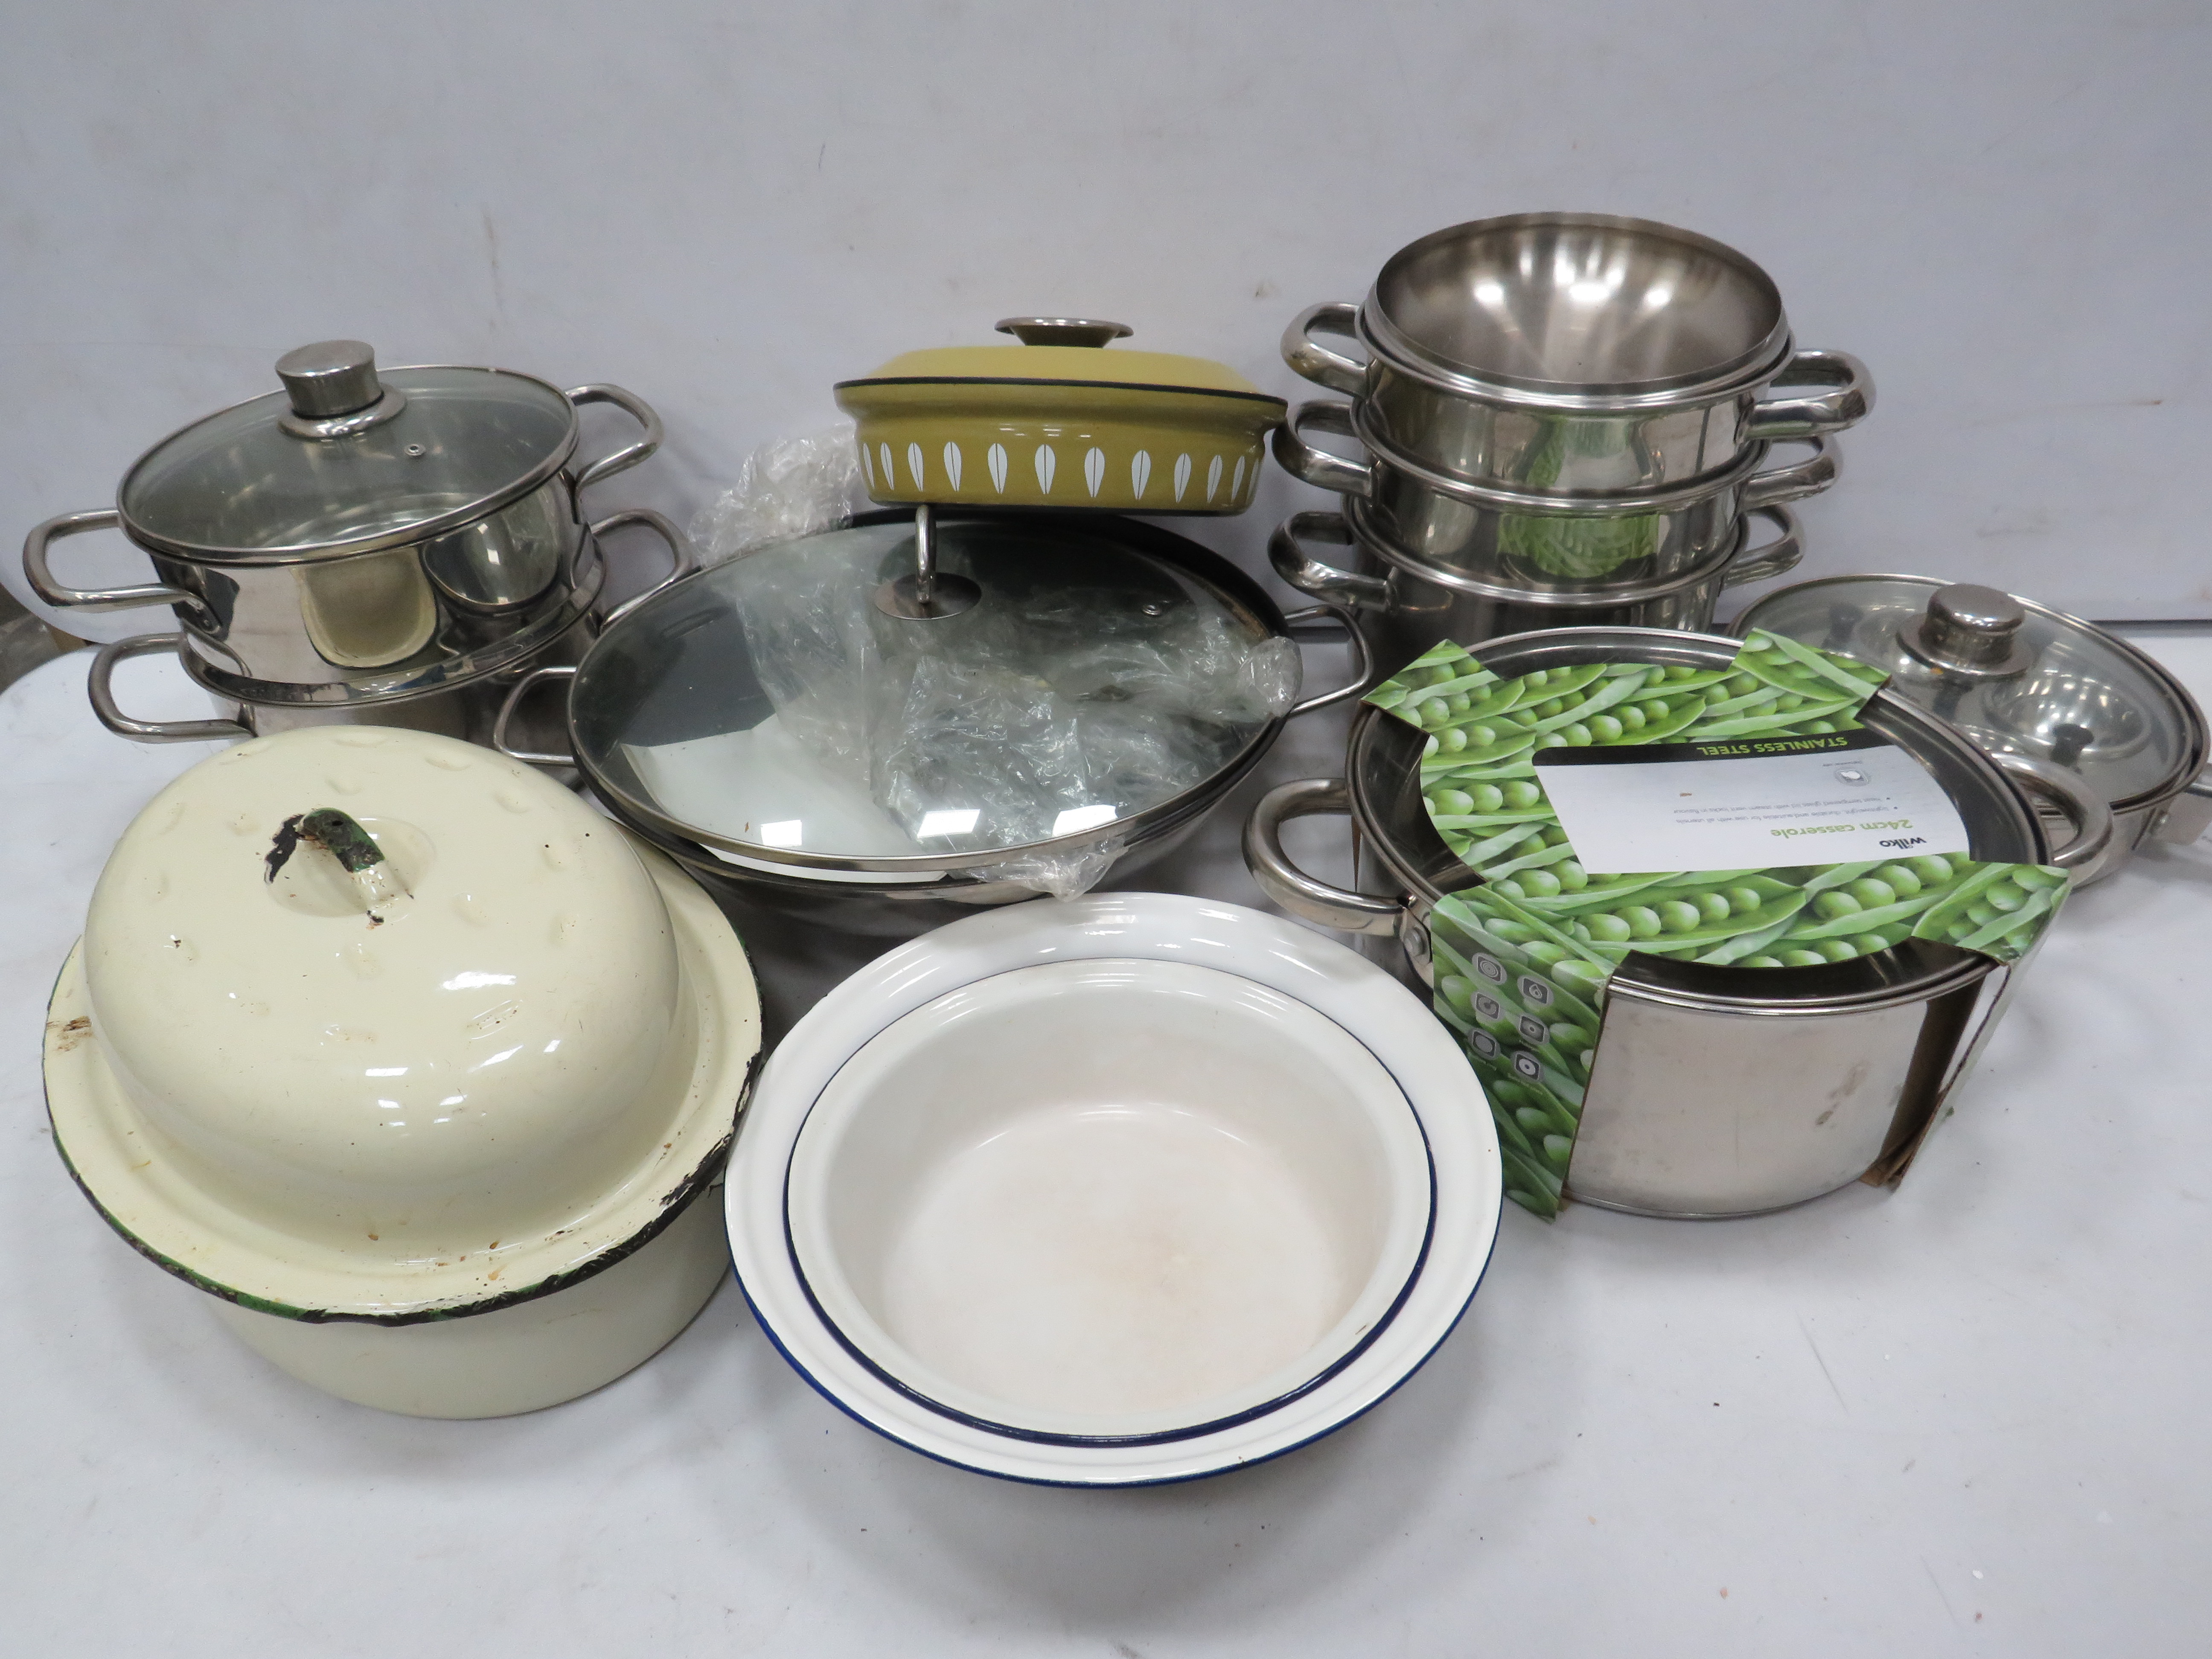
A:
<box><xmin>7</xmin><ymin>9</ymin><xmax>2212</xmax><ymax>1658</ymax></box>
<box><xmin>4</xmin><ymin>0</ymin><xmax>2208</xmax><ymax>632</ymax></box>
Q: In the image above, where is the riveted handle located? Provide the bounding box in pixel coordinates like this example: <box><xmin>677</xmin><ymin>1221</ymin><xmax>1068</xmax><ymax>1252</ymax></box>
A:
<box><xmin>1281</xmin><ymin>302</ymin><xmax>1369</xmax><ymax>396</ymax></box>
<box><xmin>1992</xmin><ymin>751</ymin><xmax>2117</xmax><ymax>878</ymax></box>
<box><xmin>1272</xmin><ymin>400</ymin><xmax>1376</xmax><ymax>498</ymax></box>
<box><xmin>1739</xmin><ymin>435</ymin><xmax>1840</xmax><ymax>511</ymax></box>
<box><xmin>1269</xmin><ymin>509</ymin><xmax>1392</xmax><ymax>611</ymax></box>
<box><xmin>590</xmin><ymin>508</ymin><xmax>699</xmax><ymax>629</ymax></box>
<box><xmin>1281</xmin><ymin>603</ymin><xmax>1374</xmax><ymax>714</ymax></box>
<box><xmin>85</xmin><ymin>634</ymin><xmax>251</xmax><ymax>744</ymax></box>
<box><xmin>2152</xmin><ymin>769</ymin><xmax>2212</xmax><ymax>845</ymax></box>
<box><xmin>1718</xmin><ymin>504</ymin><xmax>1804</xmax><ymax>589</ymax></box>
<box><xmin>23</xmin><ymin>510</ymin><xmax>198</xmax><ymax>615</ymax></box>
<box><xmin>1745</xmin><ymin>350</ymin><xmax>1874</xmax><ymax>441</ymax></box>
<box><xmin>493</xmin><ymin>663</ymin><xmax>578</xmax><ymax>768</ymax></box>
<box><xmin>1243</xmin><ymin>778</ymin><xmax>1408</xmax><ymax>937</ymax></box>
<box><xmin>566</xmin><ymin>384</ymin><xmax>664</xmax><ymax>492</ymax></box>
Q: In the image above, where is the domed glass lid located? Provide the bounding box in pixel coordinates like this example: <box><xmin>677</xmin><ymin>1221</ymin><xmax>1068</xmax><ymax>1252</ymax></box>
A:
<box><xmin>571</xmin><ymin>512</ymin><xmax>1301</xmax><ymax>869</ymax></box>
<box><xmin>117</xmin><ymin>342</ymin><xmax>580</xmax><ymax>562</ymax></box>
<box><xmin>1737</xmin><ymin>575</ymin><xmax>2207</xmax><ymax>809</ymax></box>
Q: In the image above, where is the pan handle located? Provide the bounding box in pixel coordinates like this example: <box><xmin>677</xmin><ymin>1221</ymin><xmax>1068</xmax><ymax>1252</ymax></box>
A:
<box><xmin>1744</xmin><ymin>350</ymin><xmax>1874</xmax><ymax>441</ymax></box>
<box><xmin>1272</xmin><ymin>400</ymin><xmax>1376</xmax><ymax>498</ymax></box>
<box><xmin>23</xmin><ymin>509</ymin><xmax>199</xmax><ymax>615</ymax></box>
<box><xmin>1269</xmin><ymin>509</ymin><xmax>1391</xmax><ymax>610</ymax></box>
<box><xmin>1739</xmin><ymin>435</ymin><xmax>1840</xmax><ymax>511</ymax></box>
<box><xmin>2151</xmin><ymin>768</ymin><xmax>2212</xmax><ymax>845</ymax></box>
<box><xmin>1281</xmin><ymin>603</ymin><xmax>1374</xmax><ymax>714</ymax></box>
<box><xmin>1992</xmin><ymin>752</ymin><xmax>2117</xmax><ymax>878</ymax></box>
<box><xmin>590</xmin><ymin>508</ymin><xmax>699</xmax><ymax>628</ymax></box>
<box><xmin>1281</xmin><ymin>303</ymin><xmax>1370</xmax><ymax>397</ymax></box>
<box><xmin>492</xmin><ymin>664</ymin><xmax>579</xmax><ymax>768</ymax></box>
<box><xmin>1244</xmin><ymin>778</ymin><xmax>1411</xmax><ymax>937</ymax></box>
<box><xmin>1718</xmin><ymin>504</ymin><xmax>1805</xmax><ymax>589</ymax></box>
<box><xmin>565</xmin><ymin>384</ymin><xmax>665</xmax><ymax>492</ymax></box>
<box><xmin>86</xmin><ymin>634</ymin><xmax>251</xmax><ymax>743</ymax></box>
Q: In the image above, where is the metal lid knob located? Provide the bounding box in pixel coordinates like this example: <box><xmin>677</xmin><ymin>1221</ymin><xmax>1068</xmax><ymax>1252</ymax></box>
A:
<box><xmin>994</xmin><ymin>318</ymin><xmax>1133</xmax><ymax>349</ymax></box>
<box><xmin>1900</xmin><ymin>582</ymin><xmax>2034</xmax><ymax>678</ymax></box>
<box><xmin>276</xmin><ymin>341</ymin><xmax>384</xmax><ymax>418</ymax></box>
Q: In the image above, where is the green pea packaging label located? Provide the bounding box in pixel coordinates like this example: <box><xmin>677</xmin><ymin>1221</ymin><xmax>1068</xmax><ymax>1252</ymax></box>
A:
<box><xmin>1368</xmin><ymin>632</ymin><xmax>2072</xmax><ymax>1219</ymax></box>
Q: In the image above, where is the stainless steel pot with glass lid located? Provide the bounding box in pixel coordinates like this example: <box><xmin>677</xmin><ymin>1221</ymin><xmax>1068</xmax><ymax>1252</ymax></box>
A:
<box><xmin>23</xmin><ymin>341</ymin><xmax>691</xmax><ymax>735</ymax></box>
<box><xmin>1732</xmin><ymin>576</ymin><xmax>2212</xmax><ymax>885</ymax></box>
<box><xmin>1243</xmin><ymin>626</ymin><xmax>2111</xmax><ymax>1218</ymax></box>
<box><xmin>497</xmin><ymin>508</ymin><xmax>1368</xmax><ymax>935</ymax></box>
<box><xmin>1284</xmin><ymin>213</ymin><xmax>1872</xmax><ymax>497</ymax></box>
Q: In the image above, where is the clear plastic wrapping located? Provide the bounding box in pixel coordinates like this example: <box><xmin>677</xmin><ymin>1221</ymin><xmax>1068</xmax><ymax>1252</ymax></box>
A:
<box><xmin>690</xmin><ymin>426</ymin><xmax>863</xmax><ymax>566</ymax></box>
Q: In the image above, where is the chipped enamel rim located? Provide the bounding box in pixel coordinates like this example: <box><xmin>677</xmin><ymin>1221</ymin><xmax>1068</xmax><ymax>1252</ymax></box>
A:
<box><xmin>43</xmin><ymin>839</ymin><xmax>762</xmax><ymax>1325</ymax></box>
<box><xmin>727</xmin><ymin>893</ymin><xmax>1505</xmax><ymax>1485</ymax></box>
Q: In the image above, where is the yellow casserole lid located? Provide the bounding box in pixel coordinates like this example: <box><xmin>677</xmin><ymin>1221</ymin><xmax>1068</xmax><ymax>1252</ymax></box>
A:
<box><xmin>840</xmin><ymin>319</ymin><xmax>1275</xmax><ymax>401</ymax></box>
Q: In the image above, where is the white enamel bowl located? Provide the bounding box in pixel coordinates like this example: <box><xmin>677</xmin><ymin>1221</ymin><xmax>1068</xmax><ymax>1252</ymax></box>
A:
<box><xmin>728</xmin><ymin>893</ymin><xmax>1502</xmax><ymax>1484</ymax></box>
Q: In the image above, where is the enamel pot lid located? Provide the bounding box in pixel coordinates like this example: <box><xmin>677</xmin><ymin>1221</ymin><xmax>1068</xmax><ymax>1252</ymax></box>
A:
<box><xmin>563</xmin><ymin>510</ymin><xmax>1305</xmax><ymax>872</ymax></box>
<box><xmin>50</xmin><ymin>726</ymin><xmax>760</xmax><ymax>1322</ymax></box>
<box><xmin>833</xmin><ymin>321</ymin><xmax>1285</xmax><ymax>513</ymax></box>
<box><xmin>116</xmin><ymin>341</ymin><xmax>589</xmax><ymax>563</ymax></box>
<box><xmin>1734</xmin><ymin>575</ymin><xmax>2210</xmax><ymax>813</ymax></box>
<box><xmin>841</xmin><ymin>317</ymin><xmax>1275</xmax><ymax>399</ymax></box>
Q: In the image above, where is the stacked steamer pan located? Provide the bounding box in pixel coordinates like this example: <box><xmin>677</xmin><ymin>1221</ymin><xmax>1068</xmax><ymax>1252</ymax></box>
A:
<box><xmin>1236</xmin><ymin>219</ymin><xmax>2153</xmax><ymax>1222</ymax></box>
<box><xmin>1266</xmin><ymin>214</ymin><xmax>1873</xmax><ymax>678</ymax></box>
<box><xmin>501</xmin><ymin>319</ymin><xmax>1367</xmax><ymax>935</ymax></box>
<box><xmin>23</xmin><ymin>341</ymin><xmax>693</xmax><ymax>757</ymax></box>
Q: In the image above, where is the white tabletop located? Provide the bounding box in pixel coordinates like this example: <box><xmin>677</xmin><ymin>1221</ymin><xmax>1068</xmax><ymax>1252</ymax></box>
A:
<box><xmin>6</xmin><ymin>637</ymin><xmax>2209</xmax><ymax>1658</ymax></box>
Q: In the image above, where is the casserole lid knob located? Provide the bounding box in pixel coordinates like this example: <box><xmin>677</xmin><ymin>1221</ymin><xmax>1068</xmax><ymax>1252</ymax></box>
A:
<box><xmin>994</xmin><ymin>318</ymin><xmax>1134</xmax><ymax>349</ymax></box>
<box><xmin>276</xmin><ymin>339</ymin><xmax>385</xmax><ymax>419</ymax></box>
<box><xmin>1903</xmin><ymin>582</ymin><xmax>2034</xmax><ymax>678</ymax></box>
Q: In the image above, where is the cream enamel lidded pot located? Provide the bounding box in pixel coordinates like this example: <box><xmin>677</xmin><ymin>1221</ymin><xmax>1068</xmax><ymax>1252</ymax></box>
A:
<box><xmin>44</xmin><ymin>725</ymin><xmax>761</xmax><ymax>1418</ymax></box>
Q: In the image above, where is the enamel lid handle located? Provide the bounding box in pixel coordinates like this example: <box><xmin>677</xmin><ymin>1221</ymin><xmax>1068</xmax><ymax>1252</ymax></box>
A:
<box><xmin>994</xmin><ymin>318</ymin><xmax>1133</xmax><ymax>348</ymax></box>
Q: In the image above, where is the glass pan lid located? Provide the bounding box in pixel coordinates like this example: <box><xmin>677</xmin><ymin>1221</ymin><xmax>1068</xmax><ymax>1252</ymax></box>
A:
<box><xmin>119</xmin><ymin>366</ymin><xmax>578</xmax><ymax>561</ymax></box>
<box><xmin>571</xmin><ymin>515</ymin><xmax>1299</xmax><ymax>869</ymax></box>
<box><xmin>1738</xmin><ymin>575</ymin><xmax>2203</xmax><ymax>809</ymax></box>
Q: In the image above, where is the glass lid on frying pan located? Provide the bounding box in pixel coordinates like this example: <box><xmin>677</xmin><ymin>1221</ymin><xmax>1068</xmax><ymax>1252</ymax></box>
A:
<box><xmin>117</xmin><ymin>341</ymin><xmax>582</xmax><ymax>561</ymax></box>
<box><xmin>1735</xmin><ymin>574</ymin><xmax>2207</xmax><ymax>810</ymax></box>
<box><xmin>569</xmin><ymin>509</ymin><xmax>1302</xmax><ymax>868</ymax></box>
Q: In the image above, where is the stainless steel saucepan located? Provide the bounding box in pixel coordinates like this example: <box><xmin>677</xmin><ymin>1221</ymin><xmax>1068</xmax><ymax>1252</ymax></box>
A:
<box><xmin>1243</xmin><ymin>625</ymin><xmax>2112</xmax><ymax>1219</ymax></box>
<box><xmin>23</xmin><ymin>342</ymin><xmax>686</xmax><ymax>718</ymax></box>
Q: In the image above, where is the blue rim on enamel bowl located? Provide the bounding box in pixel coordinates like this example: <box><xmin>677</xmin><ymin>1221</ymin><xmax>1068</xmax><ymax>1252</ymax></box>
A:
<box><xmin>783</xmin><ymin>958</ymin><xmax>1439</xmax><ymax>1446</ymax></box>
<box><xmin>725</xmin><ymin>893</ymin><xmax>1504</xmax><ymax>1486</ymax></box>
